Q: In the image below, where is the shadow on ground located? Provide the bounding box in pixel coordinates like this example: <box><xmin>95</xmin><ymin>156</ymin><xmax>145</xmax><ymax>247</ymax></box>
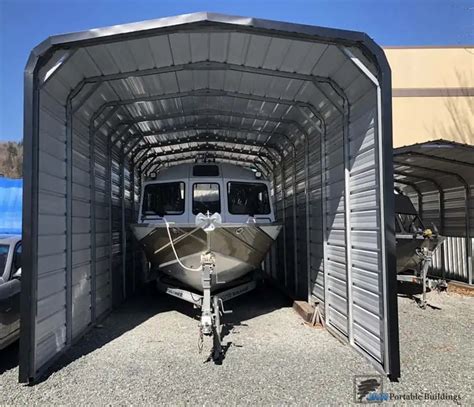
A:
<box><xmin>0</xmin><ymin>340</ymin><xmax>19</xmax><ymax>375</ymax></box>
<box><xmin>397</xmin><ymin>281</ymin><xmax>426</xmax><ymax>297</ymax></box>
<box><xmin>29</xmin><ymin>281</ymin><xmax>290</xmax><ymax>384</ymax></box>
<box><xmin>397</xmin><ymin>281</ymin><xmax>443</xmax><ymax>310</ymax></box>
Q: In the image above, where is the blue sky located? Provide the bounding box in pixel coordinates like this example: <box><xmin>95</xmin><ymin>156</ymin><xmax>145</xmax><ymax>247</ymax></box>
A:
<box><xmin>0</xmin><ymin>0</ymin><xmax>472</xmax><ymax>141</ymax></box>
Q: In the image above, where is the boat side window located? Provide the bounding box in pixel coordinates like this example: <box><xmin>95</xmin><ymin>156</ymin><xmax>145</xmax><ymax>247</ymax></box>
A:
<box><xmin>142</xmin><ymin>182</ymin><xmax>185</xmax><ymax>217</ymax></box>
<box><xmin>227</xmin><ymin>182</ymin><xmax>270</xmax><ymax>216</ymax></box>
<box><xmin>0</xmin><ymin>244</ymin><xmax>8</xmax><ymax>279</ymax></box>
<box><xmin>192</xmin><ymin>183</ymin><xmax>221</xmax><ymax>215</ymax></box>
<box><xmin>395</xmin><ymin>215</ymin><xmax>402</xmax><ymax>233</ymax></box>
<box><xmin>12</xmin><ymin>242</ymin><xmax>22</xmax><ymax>274</ymax></box>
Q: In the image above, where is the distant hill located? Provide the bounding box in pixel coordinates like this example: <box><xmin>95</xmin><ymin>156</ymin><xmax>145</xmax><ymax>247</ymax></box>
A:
<box><xmin>0</xmin><ymin>141</ymin><xmax>23</xmax><ymax>179</ymax></box>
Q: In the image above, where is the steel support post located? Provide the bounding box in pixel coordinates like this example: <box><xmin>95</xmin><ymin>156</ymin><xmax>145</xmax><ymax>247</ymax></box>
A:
<box><xmin>89</xmin><ymin>123</ymin><xmax>97</xmax><ymax>323</ymax></box>
<box><xmin>292</xmin><ymin>148</ymin><xmax>298</xmax><ymax>296</ymax></box>
<box><xmin>304</xmin><ymin>132</ymin><xmax>311</xmax><ymax>303</ymax></box>
<box><xmin>65</xmin><ymin>100</ymin><xmax>73</xmax><ymax>345</ymax></box>
<box><xmin>120</xmin><ymin>144</ymin><xmax>127</xmax><ymax>300</ymax></box>
<box><xmin>107</xmin><ymin>136</ymin><xmax>113</xmax><ymax>305</ymax></box>
<box><xmin>281</xmin><ymin>161</ymin><xmax>288</xmax><ymax>288</ymax></box>
<box><xmin>320</xmin><ymin>127</ymin><xmax>328</xmax><ymax>320</ymax></box>
<box><xmin>342</xmin><ymin>104</ymin><xmax>354</xmax><ymax>345</ymax></box>
<box><xmin>130</xmin><ymin>159</ymin><xmax>136</xmax><ymax>293</ymax></box>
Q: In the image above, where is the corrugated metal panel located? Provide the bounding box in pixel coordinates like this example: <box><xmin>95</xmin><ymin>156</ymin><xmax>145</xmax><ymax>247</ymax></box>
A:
<box><xmin>93</xmin><ymin>132</ymin><xmax>113</xmax><ymax>318</ymax></box>
<box><xmin>443</xmin><ymin>187</ymin><xmax>467</xmax><ymax>236</ymax></box>
<box><xmin>71</xmin><ymin>119</ymin><xmax>92</xmax><ymax>339</ymax></box>
<box><xmin>430</xmin><ymin>237</ymin><xmax>471</xmax><ymax>283</ymax></box>
<box><xmin>34</xmin><ymin>94</ymin><xmax>67</xmax><ymax>374</ymax></box>
<box><xmin>349</xmin><ymin>91</ymin><xmax>384</xmax><ymax>363</ymax></box>
<box><xmin>324</xmin><ymin>113</ymin><xmax>349</xmax><ymax>338</ymax></box>
<box><xmin>308</xmin><ymin>129</ymin><xmax>324</xmax><ymax>307</ymax></box>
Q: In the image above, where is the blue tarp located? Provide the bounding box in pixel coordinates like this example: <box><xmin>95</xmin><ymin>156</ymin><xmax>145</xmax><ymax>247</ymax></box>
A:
<box><xmin>0</xmin><ymin>178</ymin><xmax>22</xmax><ymax>235</ymax></box>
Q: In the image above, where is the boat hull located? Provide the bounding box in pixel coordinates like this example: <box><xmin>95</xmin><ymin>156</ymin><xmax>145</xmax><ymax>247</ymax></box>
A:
<box><xmin>396</xmin><ymin>235</ymin><xmax>442</xmax><ymax>273</ymax></box>
<box><xmin>132</xmin><ymin>223</ymin><xmax>281</xmax><ymax>291</ymax></box>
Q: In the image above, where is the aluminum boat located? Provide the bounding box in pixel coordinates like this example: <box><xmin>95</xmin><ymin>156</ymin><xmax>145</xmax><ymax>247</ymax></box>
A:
<box><xmin>132</xmin><ymin>163</ymin><xmax>281</xmax><ymax>291</ymax></box>
<box><xmin>395</xmin><ymin>194</ymin><xmax>443</xmax><ymax>273</ymax></box>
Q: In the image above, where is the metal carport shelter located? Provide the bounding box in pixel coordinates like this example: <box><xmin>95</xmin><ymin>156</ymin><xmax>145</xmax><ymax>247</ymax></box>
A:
<box><xmin>20</xmin><ymin>12</ymin><xmax>400</xmax><ymax>382</ymax></box>
<box><xmin>394</xmin><ymin>140</ymin><xmax>474</xmax><ymax>285</ymax></box>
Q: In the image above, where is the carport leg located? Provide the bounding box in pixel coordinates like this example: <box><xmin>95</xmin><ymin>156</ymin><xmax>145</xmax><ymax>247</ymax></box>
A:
<box><xmin>342</xmin><ymin>102</ymin><xmax>354</xmax><ymax>345</ymax></box>
<box><xmin>280</xmin><ymin>163</ymin><xmax>288</xmax><ymax>288</ymax></box>
<box><xmin>130</xmin><ymin>161</ymin><xmax>136</xmax><ymax>293</ymax></box>
<box><xmin>107</xmin><ymin>136</ymin><xmax>113</xmax><ymax>305</ymax></box>
<box><xmin>320</xmin><ymin>127</ymin><xmax>329</xmax><ymax>321</ymax></box>
<box><xmin>420</xmin><ymin>251</ymin><xmax>432</xmax><ymax>309</ymax></box>
<box><xmin>464</xmin><ymin>186</ymin><xmax>472</xmax><ymax>285</ymax></box>
<box><xmin>89</xmin><ymin>123</ymin><xmax>97</xmax><ymax>323</ymax></box>
<box><xmin>292</xmin><ymin>148</ymin><xmax>298</xmax><ymax>296</ymax></box>
<box><xmin>65</xmin><ymin>99</ymin><xmax>73</xmax><ymax>345</ymax></box>
<box><xmin>120</xmin><ymin>145</ymin><xmax>127</xmax><ymax>300</ymax></box>
<box><xmin>439</xmin><ymin>190</ymin><xmax>446</xmax><ymax>276</ymax></box>
<box><xmin>304</xmin><ymin>133</ymin><xmax>311</xmax><ymax>303</ymax></box>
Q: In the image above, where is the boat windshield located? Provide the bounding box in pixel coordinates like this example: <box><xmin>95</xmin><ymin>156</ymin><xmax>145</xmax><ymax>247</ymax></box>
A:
<box><xmin>193</xmin><ymin>183</ymin><xmax>221</xmax><ymax>215</ymax></box>
<box><xmin>0</xmin><ymin>244</ymin><xmax>9</xmax><ymax>277</ymax></box>
<box><xmin>227</xmin><ymin>182</ymin><xmax>270</xmax><ymax>216</ymax></box>
<box><xmin>142</xmin><ymin>182</ymin><xmax>185</xmax><ymax>217</ymax></box>
<box><xmin>397</xmin><ymin>213</ymin><xmax>424</xmax><ymax>234</ymax></box>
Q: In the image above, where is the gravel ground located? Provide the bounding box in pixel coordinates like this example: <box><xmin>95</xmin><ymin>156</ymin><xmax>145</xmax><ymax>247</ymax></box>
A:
<box><xmin>0</xmin><ymin>285</ymin><xmax>472</xmax><ymax>405</ymax></box>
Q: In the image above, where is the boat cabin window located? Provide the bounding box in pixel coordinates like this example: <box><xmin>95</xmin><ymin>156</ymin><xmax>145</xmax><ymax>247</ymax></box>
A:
<box><xmin>227</xmin><ymin>182</ymin><xmax>270</xmax><ymax>216</ymax></box>
<box><xmin>193</xmin><ymin>183</ymin><xmax>221</xmax><ymax>215</ymax></box>
<box><xmin>142</xmin><ymin>182</ymin><xmax>185</xmax><ymax>217</ymax></box>
<box><xmin>397</xmin><ymin>213</ymin><xmax>424</xmax><ymax>233</ymax></box>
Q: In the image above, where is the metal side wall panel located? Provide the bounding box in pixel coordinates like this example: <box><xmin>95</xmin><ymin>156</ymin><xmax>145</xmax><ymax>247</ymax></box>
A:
<box><xmin>349</xmin><ymin>90</ymin><xmax>384</xmax><ymax>363</ymax></box>
<box><xmin>308</xmin><ymin>131</ymin><xmax>324</xmax><ymax>307</ymax></box>
<box><xmin>283</xmin><ymin>151</ymin><xmax>296</xmax><ymax>296</ymax></box>
<box><xmin>431</xmin><ymin>236</ymin><xmax>469</xmax><ymax>282</ymax></box>
<box><xmin>94</xmin><ymin>132</ymin><xmax>113</xmax><ymax>317</ymax></box>
<box><xmin>35</xmin><ymin>89</ymin><xmax>68</xmax><ymax>374</ymax></box>
<box><xmin>295</xmin><ymin>139</ymin><xmax>308</xmax><ymax>298</ymax></box>
<box><xmin>273</xmin><ymin>170</ymin><xmax>286</xmax><ymax>287</ymax></box>
<box><xmin>71</xmin><ymin>121</ymin><xmax>92</xmax><ymax>338</ymax></box>
<box><xmin>324</xmin><ymin>116</ymin><xmax>348</xmax><ymax>337</ymax></box>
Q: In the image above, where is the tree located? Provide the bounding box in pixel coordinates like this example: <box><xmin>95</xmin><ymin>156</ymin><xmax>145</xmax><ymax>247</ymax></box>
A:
<box><xmin>0</xmin><ymin>141</ymin><xmax>23</xmax><ymax>178</ymax></box>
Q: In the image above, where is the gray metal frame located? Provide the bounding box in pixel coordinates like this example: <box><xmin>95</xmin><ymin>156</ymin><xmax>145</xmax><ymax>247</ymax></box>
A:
<box><xmin>394</xmin><ymin>142</ymin><xmax>474</xmax><ymax>285</ymax></box>
<box><xmin>21</xmin><ymin>12</ymin><xmax>400</xmax><ymax>383</ymax></box>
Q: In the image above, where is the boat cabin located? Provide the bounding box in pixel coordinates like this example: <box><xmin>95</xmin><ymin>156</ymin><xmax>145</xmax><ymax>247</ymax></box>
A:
<box><xmin>139</xmin><ymin>163</ymin><xmax>276</xmax><ymax>224</ymax></box>
<box><xmin>394</xmin><ymin>194</ymin><xmax>426</xmax><ymax>235</ymax></box>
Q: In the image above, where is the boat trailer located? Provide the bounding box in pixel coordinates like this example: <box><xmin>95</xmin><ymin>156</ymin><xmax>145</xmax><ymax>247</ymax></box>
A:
<box><xmin>159</xmin><ymin>212</ymin><xmax>258</xmax><ymax>360</ymax></box>
<box><xmin>156</xmin><ymin>262</ymin><xmax>257</xmax><ymax>360</ymax></box>
<box><xmin>397</xmin><ymin>247</ymin><xmax>447</xmax><ymax>308</ymax></box>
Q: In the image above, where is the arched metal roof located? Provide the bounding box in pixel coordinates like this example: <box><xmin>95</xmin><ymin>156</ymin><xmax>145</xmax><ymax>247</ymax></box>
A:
<box><xmin>26</xmin><ymin>12</ymin><xmax>390</xmax><ymax>173</ymax></box>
